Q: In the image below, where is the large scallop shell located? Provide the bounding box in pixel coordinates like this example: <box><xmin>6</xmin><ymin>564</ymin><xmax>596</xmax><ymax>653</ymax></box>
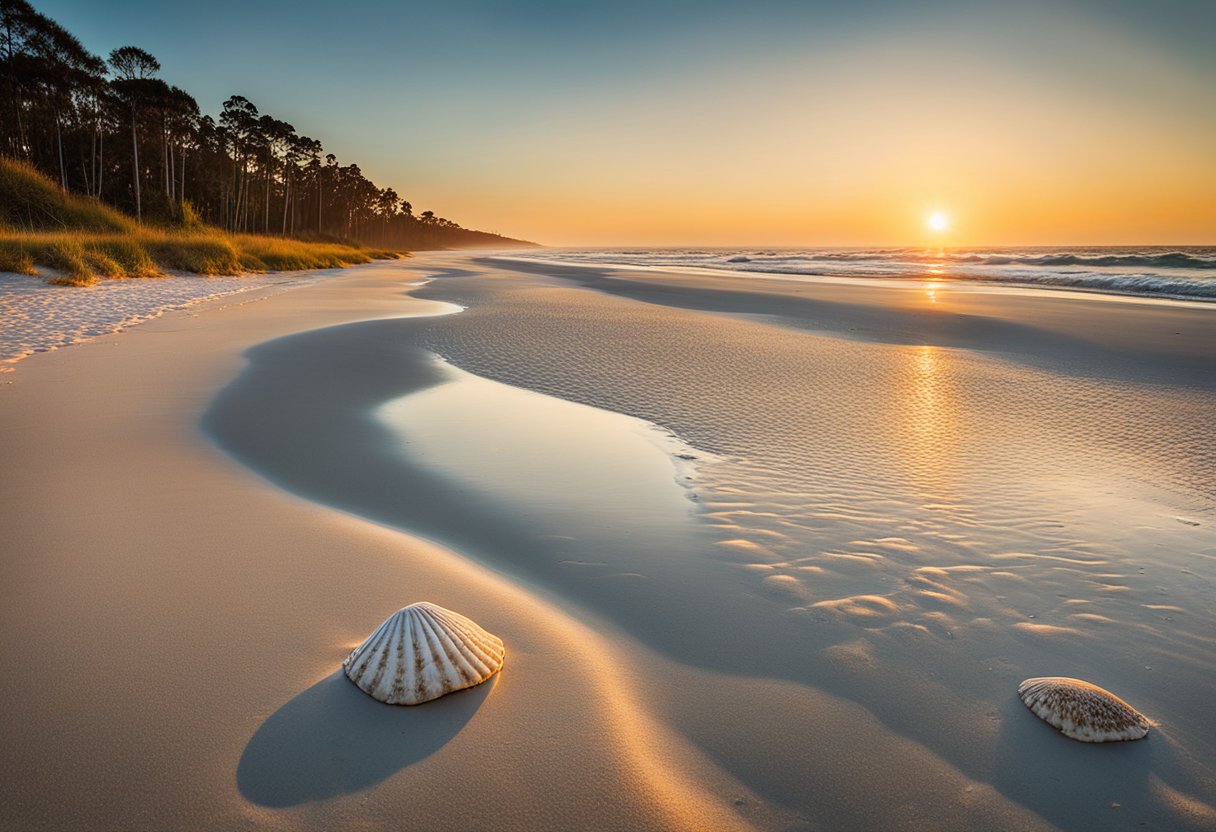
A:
<box><xmin>343</xmin><ymin>602</ymin><xmax>505</xmax><ymax>705</ymax></box>
<box><xmin>1017</xmin><ymin>677</ymin><xmax>1150</xmax><ymax>743</ymax></box>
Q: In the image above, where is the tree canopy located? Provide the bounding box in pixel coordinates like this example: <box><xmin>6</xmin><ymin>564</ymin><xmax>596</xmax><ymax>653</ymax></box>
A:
<box><xmin>0</xmin><ymin>0</ymin><xmax>524</xmax><ymax>248</ymax></box>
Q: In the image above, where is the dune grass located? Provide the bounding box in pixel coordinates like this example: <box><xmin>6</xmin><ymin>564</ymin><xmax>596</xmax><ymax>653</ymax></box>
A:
<box><xmin>0</xmin><ymin>157</ymin><xmax>403</xmax><ymax>286</ymax></box>
<box><xmin>0</xmin><ymin>229</ymin><xmax>401</xmax><ymax>286</ymax></box>
<box><xmin>0</xmin><ymin>158</ymin><xmax>135</xmax><ymax>234</ymax></box>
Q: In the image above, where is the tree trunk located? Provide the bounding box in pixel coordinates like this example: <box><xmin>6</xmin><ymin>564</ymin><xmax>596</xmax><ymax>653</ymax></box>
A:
<box><xmin>131</xmin><ymin>110</ymin><xmax>141</xmax><ymax>223</ymax></box>
<box><xmin>15</xmin><ymin>98</ymin><xmax>28</xmax><ymax>158</ymax></box>
<box><xmin>245</xmin><ymin>166</ymin><xmax>251</xmax><ymax>231</ymax></box>
<box><xmin>235</xmin><ymin>158</ymin><xmax>243</xmax><ymax>230</ymax></box>
<box><xmin>162</xmin><ymin>128</ymin><xmax>169</xmax><ymax>199</ymax></box>
<box><xmin>55</xmin><ymin>114</ymin><xmax>66</xmax><ymax>192</ymax></box>
<box><xmin>281</xmin><ymin>169</ymin><xmax>290</xmax><ymax>235</ymax></box>
<box><xmin>264</xmin><ymin>153</ymin><xmax>271</xmax><ymax>233</ymax></box>
<box><xmin>168</xmin><ymin>137</ymin><xmax>176</xmax><ymax>207</ymax></box>
<box><xmin>231</xmin><ymin>148</ymin><xmax>242</xmax><ymax>231</ymax></box>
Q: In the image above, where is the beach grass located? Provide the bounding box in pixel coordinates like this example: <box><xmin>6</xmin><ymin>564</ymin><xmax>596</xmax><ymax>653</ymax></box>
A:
<box><xmin>0</xmin><ymin>229</ymin><xmax>401</xmax><ymax>286</ymax></box>
<box><xmin>0</xmin><ymin>157</ymin><xmax>403</xmax><ymax>286</ymax></box>
<box><xmin>0</xmin><ymin>158</ymin><xmax>135</xmax><ymax>234</ymax></box>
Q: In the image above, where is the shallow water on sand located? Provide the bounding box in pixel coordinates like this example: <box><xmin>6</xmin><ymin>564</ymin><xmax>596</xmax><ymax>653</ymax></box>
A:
<box><xmin>408</xmin><ymin>261</ymin><xmax>1216</xmax><ymax>829</ymax></box>
<box><xmin>377</xmin><ymin>359</ymin><xmax>699</xmax><ymax>533</ymax></box>
<box><xmin>206</xmin><ymin>258</ymin><xmax>1216</xmax><ymax>830</ymax></box>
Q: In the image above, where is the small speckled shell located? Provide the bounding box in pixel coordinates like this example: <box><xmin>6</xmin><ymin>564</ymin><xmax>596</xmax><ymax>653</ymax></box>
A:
<box><xmin>343</xmin><ymin>602</ymin><xmax>505</xmax><ymax>705</ymax></box>
<box><xmin>1018</xmin><ymin>677</ymin><xmax>1149</xmax><ymax>743</ymax></box>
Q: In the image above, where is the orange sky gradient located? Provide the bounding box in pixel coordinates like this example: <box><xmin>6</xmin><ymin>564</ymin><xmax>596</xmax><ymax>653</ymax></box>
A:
<box><xmin>47</xmin><ymin>0</ymin><xmax>1216</xmax><ymax>246</ymax></box>
<box><xmin>409</xmin><ymin>32</ymin><xmax>1216</xmax><ymax>247</ymax></box>
<box><xmin>385</xmin><ymin>11</ymin><xmax>1216</xmax><ymax>247</ymax></box>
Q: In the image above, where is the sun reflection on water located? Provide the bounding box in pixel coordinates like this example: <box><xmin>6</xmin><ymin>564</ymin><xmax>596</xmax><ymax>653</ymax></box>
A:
<box><xmin>900</xmin><ymin>344</ymin><xmax>963</xmax><ymax>508</ymax></box>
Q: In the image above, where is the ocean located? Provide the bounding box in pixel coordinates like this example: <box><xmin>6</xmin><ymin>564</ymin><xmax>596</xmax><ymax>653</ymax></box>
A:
<box><xmin>508</xmin><ymin>246</ymin><xmax>1216</xmax><ymax>301</ymax></box>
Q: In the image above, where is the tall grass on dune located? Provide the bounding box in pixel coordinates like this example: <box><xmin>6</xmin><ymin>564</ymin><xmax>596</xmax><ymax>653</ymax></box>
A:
<box><xmin>0</xmin><ymin>229</ymin><xmax>402</xmax><ymax>286</ymax></box>
<box><xmin>0</xmin><ymin>234</ymin><xmax>158</xmax><ymax>285</ymax></box>
<box><xmin>0</xmin><ymin>158</ymin><xmax>135</xmax><ymax>234</ymax></box>
<box><xmin>0</xmin><ymin>157</ymin><xmax>403</xmax><ymax>286</ymax></box>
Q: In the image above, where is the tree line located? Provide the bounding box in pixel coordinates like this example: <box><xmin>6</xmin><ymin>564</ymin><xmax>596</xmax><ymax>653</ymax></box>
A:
<box><xmin>0</xmin><ymin>0</ymin><xmax>511</xmax><ymax>247</ymax></box>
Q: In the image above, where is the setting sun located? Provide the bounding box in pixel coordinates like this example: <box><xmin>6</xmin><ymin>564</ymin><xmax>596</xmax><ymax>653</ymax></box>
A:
<box><xmin>927</xmin><ymin>211</ymin><xmax>951</xmax><ymax>232</ymax></box>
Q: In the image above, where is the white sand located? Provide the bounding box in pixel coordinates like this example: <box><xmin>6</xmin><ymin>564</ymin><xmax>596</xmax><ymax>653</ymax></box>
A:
<box><xmin>0</xmin><ymin>269</ymin><xmax>342</xmax><ymax>372</ymax></box>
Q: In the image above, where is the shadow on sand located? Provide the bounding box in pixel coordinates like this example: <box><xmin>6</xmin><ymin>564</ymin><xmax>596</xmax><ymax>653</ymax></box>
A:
<box><xmin>989</xmin><ymin>693</ymin><xmax>1212</xmax><ymax>831</ymax></box>
<box><xmin>237</xmin><ymin>670</ymin><xmax>493</xmax><ymax>807</ymax></box>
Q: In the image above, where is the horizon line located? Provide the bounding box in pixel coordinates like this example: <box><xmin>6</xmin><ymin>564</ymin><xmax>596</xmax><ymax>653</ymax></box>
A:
<box><xmin>527</xmin><ymin>241</ymin><xmax>1216</xmax><ymax>250</ymax></box>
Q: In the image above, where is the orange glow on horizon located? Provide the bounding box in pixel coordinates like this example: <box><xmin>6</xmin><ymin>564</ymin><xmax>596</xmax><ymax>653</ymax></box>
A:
<box><xmin>365</xmin><ymin>13</ymin><xmax>1216</xmax><ymax>247</ymax></box>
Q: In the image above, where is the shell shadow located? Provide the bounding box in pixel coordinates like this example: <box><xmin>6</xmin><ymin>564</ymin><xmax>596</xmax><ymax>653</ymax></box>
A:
<box><xmin>990</xmin><ymin>692</ymin><xmax>1171</xmax><ymax>829</ymax></box>
<box><xmin>237</xmin><ymin>670</ymin><xmax>493</xmax><ymax>807</ymax></box>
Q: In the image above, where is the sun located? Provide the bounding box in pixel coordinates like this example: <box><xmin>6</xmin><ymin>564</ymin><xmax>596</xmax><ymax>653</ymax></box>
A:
<box><xmin>927</xmin><ymin>211</ymin><xmax>950</xmax><ymax>232</ymax></box>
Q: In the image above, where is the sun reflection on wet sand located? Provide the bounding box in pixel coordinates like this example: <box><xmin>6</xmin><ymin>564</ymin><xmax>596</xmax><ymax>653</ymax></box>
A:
<box><xmin>898</xmin><ymin>344</ymin><xmax>965</xmax><ymax>512</ymax></box>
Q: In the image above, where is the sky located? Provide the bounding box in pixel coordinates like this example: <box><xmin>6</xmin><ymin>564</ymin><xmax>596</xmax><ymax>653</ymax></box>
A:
<box><xmin>38</xmin><ymin>0</ymin><xmax>1216</xmax><ymax>246</ymax></box>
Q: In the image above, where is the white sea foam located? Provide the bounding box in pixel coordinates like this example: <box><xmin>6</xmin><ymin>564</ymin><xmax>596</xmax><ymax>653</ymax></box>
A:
<box><xmin>505</xmin><ymin>246</ymin><xmax>1216</xmax><ymax>301</ymax></box>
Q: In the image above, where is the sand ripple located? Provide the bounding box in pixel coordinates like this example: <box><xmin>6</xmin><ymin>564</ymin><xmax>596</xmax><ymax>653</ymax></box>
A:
<box><xmin>406</xmin><ymin>260</ymin><xmax>1216</xmax><ymax>829</ymax></box>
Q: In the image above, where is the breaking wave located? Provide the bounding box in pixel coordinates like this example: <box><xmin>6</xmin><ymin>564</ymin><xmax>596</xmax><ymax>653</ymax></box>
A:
<box><xmin>506</xmin><ymin>247</ymin><xmax>1216</xmax><ymax>301</ymax></box>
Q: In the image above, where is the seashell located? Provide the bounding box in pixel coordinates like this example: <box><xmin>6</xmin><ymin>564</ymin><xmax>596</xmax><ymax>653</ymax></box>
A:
<box><xmin>1017</xmin><ymin>677</ymin><xmax>1150</xmax><ymax>743</ymax></box>
<box><xmin>343</xmin><ymin>602</ymin><xmax>505</xmax><ymax>705</ymax></box>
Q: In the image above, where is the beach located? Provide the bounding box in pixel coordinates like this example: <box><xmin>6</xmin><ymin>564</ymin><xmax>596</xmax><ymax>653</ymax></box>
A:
<box><xmin>2</xmin><ymin>253</ymin><xmax>1214</xmax><ymax>830</ymax></box>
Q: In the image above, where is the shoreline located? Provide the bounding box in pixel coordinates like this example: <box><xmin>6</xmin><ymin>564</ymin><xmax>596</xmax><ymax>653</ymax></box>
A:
<box><xmin>7</xmin><ymin>243</ymin><xmax>1214</xmax><ymax>377</ymax></box>
<box><xmin>494</xmin><ymin>250</ymin><xmax>1216</xmax><ymax>305</ymax></box>
<box><xmin>470</xmin><ymin>255</ymin><xmax>1216</xmax><ymax>395</ymax></box>
<box><xmin>2</xmin><ymin>253</ymin><xmax>1214</xmax><ymax>830</ymax></box>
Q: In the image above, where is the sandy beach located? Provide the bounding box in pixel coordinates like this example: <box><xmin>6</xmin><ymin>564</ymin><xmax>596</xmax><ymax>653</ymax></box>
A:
<box><xmin>2</xmin><ymin>253</ymin><xmax>1214</xmax><ymax>831</ymax></box>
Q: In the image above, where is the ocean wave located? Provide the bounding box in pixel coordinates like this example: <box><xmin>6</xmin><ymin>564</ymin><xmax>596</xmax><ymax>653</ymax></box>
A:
<box><xmin>964</xmin><ymin>270</ymin><xmax>1216</xmax><ymax>298</ymax></box>
<box><xmin>765</xmin><ymin>250</ymin><xmax>1216</xmax><ymax>269</ymax></box>
<box><xmin>507</xmin><ymin>247</ymin><xmax>1216</xmax><ymax>301</ymax></box>
<box><xmin>947</xmin><ymin>251</ymin><xmax>1216</xmax><ymax>269</ymax></box>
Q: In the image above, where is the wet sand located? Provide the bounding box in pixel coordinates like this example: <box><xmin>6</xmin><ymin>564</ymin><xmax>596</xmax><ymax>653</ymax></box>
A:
<box><xmin>2</xmin><ymin>254</ymin><xmax>1214</xmax><ymax>830</ymax></box>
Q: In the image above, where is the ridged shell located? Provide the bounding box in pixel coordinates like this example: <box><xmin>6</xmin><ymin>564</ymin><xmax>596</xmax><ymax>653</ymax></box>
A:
<box><xmin>343</xmin><ymin>602</ymin><xmax>505</xmax><ymax>705</ymax></box>
<box><xmin>1017</xmin><ymin>677</ymin><xmax>1150</xmax><ymax>743</ymax></box>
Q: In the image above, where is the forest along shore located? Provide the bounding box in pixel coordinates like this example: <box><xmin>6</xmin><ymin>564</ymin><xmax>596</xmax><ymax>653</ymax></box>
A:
<box><xmin>1</xmin><ymin>1</ymin><xmax>534</xmax><ymax>287</ymax></box>
<box><xmin>1</xmin><ymin>2</ymin><xmax>533</xmax><ymax>247</ymax></box>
